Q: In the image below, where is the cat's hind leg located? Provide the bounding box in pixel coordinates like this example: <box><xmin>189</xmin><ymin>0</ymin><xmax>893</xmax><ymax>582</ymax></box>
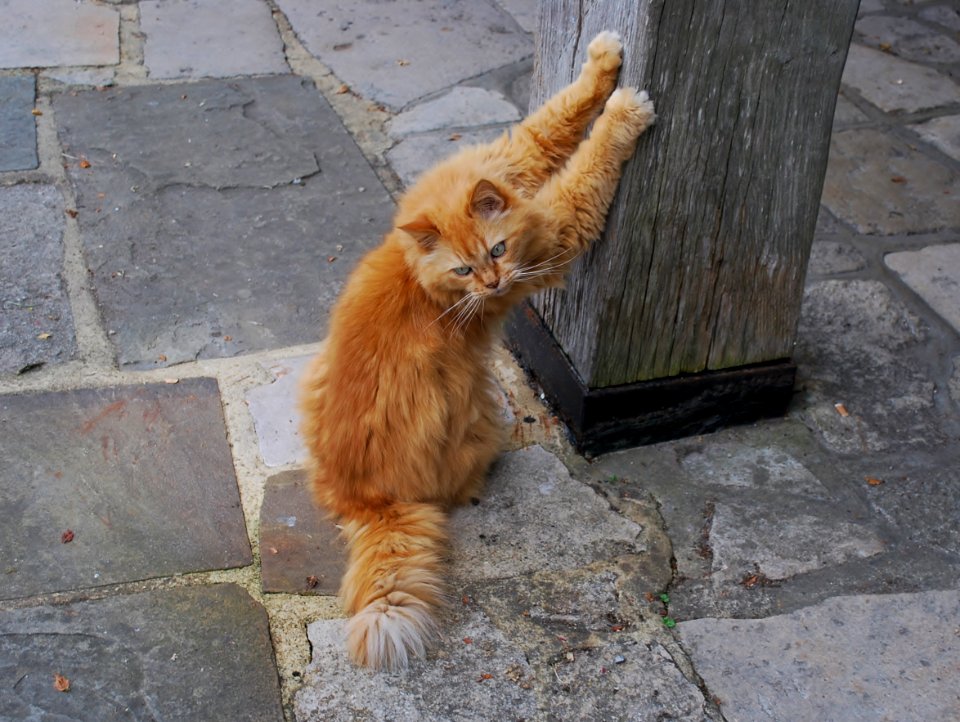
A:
<box><xmin>503</xmin><ymin>31</ymin><xmax>625</xmax><ymax>194</ymax></box>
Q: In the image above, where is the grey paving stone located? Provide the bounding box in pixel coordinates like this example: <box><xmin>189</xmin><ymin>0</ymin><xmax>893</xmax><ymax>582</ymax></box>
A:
<box><xmin>0</xmin><ymin>584</ymin><xmax>284</xmax><ymax>721</ymax></box>
<box><xmin>388</xmin><ymin>127</ymin><xmax>505</xmax><ymax>188</ymax></box>
<box><xmin>141</xmin><ymin>0</ymin><xmax>288</xmax><ymax>79</ymax></box>
<box><xmin>0</xmin><ymin>379</ymin><xmax>251</xmax><ymax>600</ymax></box>
<box><xmin>0</xmin><ymin>184</ymin><xmax>77</xmax><ymax>375</ymax></box>
<box><xmin>0</xmin><ymin>0</ymin><xmax>119</xmax><ymax>68</ymax></box>
<box><xmin>296</xmin><ymin>596</ymin><xmax>714</xmax><ymax>722</ymax></box>
<box><xmin>865</xmin><ymin>462</ymin><xmax>960</xmax><ymax>556</ymax></box>
<box><xmin>832</xmin><ymin>94</ymin><xmax>868</xmax><ymax>127</ymax></box>
<box><xmin>679</xmin><ymin>590</ymin><xmax>960</xmax><ymax>722</ymax></box>
<box><xmin>841</xmin><ymin>44</ymin><xmax>959</xmax><ymax>113</ymax></box>
<box><xmin>795</xmin><ymin>280</ymin><xmax>944</xmax><ymax>452</ymax></box>
<box><xmin>297</xmin><ymin>606</ymin><xmax>537</xmax><ymax>722</ymax></box>
<box><xmin>708</xmin><ymin>499</ymin><xmax>886</xmax><ymax>584</ymax></box>
<box><xmin>43</xmin><ymin>67</ymin><xmax>116</xmax><ymax>88</ymax></box>
<box><xmin>856</xmin><ymin>14</ymin><xmax>960</xmax><ymax>64</ymax></box>
<box><xmin>450</xmin><ymin>445</ymin><xmax>643</xmax><ymax>581</ymax></box>
<box><xmin>920</xmin><ymin>5</ymin><xmax>960</xmax><ymax>32</ymax></box>
<box><xmin>909</xmin><ymin>114</ymin><xmax>960</xmax><ymax>162</ymax></box>
<box><xmin>0</xmin><ymin>76</ymin><xmax>37</xmax><ymax>171</ymax></box>
<box><xmin>678</xmin><ymin>443</ymin><xmax>828</xmax><ymax>498</ymax></box>
<box><xmin>245</xmin><ymin>355</ymin><xmax>311</xmax><ymax>467</ymax></box>
<box><xmin>260</xmin><ymin>468</ymin><xmax>346</xmax><ymax>595</ymax></box>
<box><xmin>807</xmin><ymin>240</ymin><xmax>867</xmax><ymax>276</ymax></box>
<box><xmin>388</xmin><ymin>87</ymin><xmax>521</xmax><ymax>138</ymax></box>
<box><xmin>494</xmin><ymin>0</ymin><xmax>538</xmax><ymax>33</ymax></box>
<box><xmin>274</xmin><ymin>0</ymin><xmax>532</xmax><ymax>110</ymax></box>
<box><xmin>885</xmin><ymin>243</ymin><xmax>960</xmax><ymax>334</ymax></box>
<box><xmin>952</xmin><ymin>356</ymin><xmax>960</xmax><ymax>406</ymax></box>
<box><xmin>53</xmin><ymin>76</ymin><xmax>394</xmax><ymax>367</ymax></box>
<box><xmin>822</xmin><ymin>128</ymin><xmax>960</xmax><ymax>235</ymax></box>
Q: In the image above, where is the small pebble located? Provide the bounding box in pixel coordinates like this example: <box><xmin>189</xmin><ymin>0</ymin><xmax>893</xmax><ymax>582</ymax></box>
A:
<box><xmin>613</xmin><ymin>655</ymin><xmax>625</xmax><ymax>664</ymax></box>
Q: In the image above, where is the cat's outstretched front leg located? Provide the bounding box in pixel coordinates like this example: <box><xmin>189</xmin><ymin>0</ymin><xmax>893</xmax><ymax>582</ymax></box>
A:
<box><xmin>504</xmin><ymin>31</ymin><xmax>624</xmax><ymax>194</ymax></box>
<box><xmin>538</xmin><ymin>87</ymin><xmax>655</xmax><ymax>261</ymax></box>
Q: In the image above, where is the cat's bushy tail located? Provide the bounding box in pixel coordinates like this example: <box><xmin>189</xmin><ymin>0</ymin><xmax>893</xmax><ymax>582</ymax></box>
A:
<box><xmin>338</xmin><ymin>501</ymin><xmax>447</xmax><ymax>671</ymax></box>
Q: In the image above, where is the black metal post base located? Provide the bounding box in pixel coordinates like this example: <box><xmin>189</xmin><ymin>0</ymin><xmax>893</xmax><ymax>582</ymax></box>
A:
<box><xmin>505</xmin><ymin>303</ymin><xmax>797</xmax><ymax>455</ymax></box>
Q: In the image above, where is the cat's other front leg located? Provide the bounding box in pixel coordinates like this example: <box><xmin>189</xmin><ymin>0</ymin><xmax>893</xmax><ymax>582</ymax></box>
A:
<box><xmin>538</xmin><ymin>87</ymin><xmax>656</xmax><ymax>264</ymax></box>
<box><xmin>505</xmin><ymin>31</ymin><xmax>625</xmax><ymax>193</ymax></box>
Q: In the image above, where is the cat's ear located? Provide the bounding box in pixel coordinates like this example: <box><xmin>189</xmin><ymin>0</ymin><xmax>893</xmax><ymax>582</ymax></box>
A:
<box><xmin>398</xmin><ymin>215</ymin><xmax>440</xmax><ymax>250</ymax></box>
<box><xmin>469</xmin><ymin>179</ymin><xmax>507</xmax><ymax>219</ymax></box>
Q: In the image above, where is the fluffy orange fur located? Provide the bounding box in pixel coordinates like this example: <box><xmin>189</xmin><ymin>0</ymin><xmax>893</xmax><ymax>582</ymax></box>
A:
<box><xmin>299</xmin><ymin>31</ymin><xmax>655</xmax><ymax>671</ymax></box>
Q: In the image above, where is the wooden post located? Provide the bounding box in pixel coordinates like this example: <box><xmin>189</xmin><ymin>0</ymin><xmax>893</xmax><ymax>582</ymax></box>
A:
<box><xmin>507</xmin><ymin>0</ymin><xmax>860</xmax><ymax>453</ymax></box>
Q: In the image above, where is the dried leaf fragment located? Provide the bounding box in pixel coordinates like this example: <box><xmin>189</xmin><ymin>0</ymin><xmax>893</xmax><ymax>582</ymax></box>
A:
<box><xmin>396</xmin><ymin>59</ymin><xmax>411</xmax><ymax>66</ymax></box>
<box><xmin>61</xmin><ymin>529</ymin><xmax>74</xmax><ymax>544</ymax></box>
<box><xmin>31</xmin><ymin>108</ymin><xmax>43</xmax><ymax>116</ymax></box>
<box><xmin>834</xmin><ymin>402</ymin><xmax>850</xmax><ymax>417</ymax></box>
<box><xmin>477</xmin><ymin>673</ymin><xmax>493</xmax><ymax>682</ymax></box>
<box><xmin>448</xmin><ymin>133</ymin><xmax>462</xmax><ymax>141</ymax></box>
<box><xmin>306</xmin><ymin>575</ymin><xmax>319</xmax><ymax>589</ymax></box>
<box><xmin>65</xmin><ymin>209</ymin><xmax>78</xmax><ymax>219</ymax></box>
<box><xmin>53</xmin><ymin>674</ymin><xmax>70</xmax><ymax>692</ymax></box>
<box><xmin>890</xmin><ymin>176</ymin><xmax>907</xmax><ymax>184</ymax></box>
<box><xmin>79</xmin><ymin>158</ymin><xmax>91</xmax><ymax>169</ymax></box>
<box><xmin>335</xmin><ymin>84</ymin><xmax>350</xmax><ymax>95</ymax></box>
<box><xmin>37</xmin><ymin>332</ymin><xmax>52</xmax><ymax>340</ymax></box>
<box><xmin>866</xmin><ymin>476</ymin><xmax>884</xmax><ymax>486</ymax></box>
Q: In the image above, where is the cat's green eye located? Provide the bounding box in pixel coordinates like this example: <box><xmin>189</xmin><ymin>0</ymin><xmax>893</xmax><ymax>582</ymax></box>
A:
<box><xmin>453</xmin><ymin>266</ymin><xmax>472</xmax><ymax>276</ymax></box>
<box><xmin>491</xmin><ymin>241</ymin><xmax>506</xmax><ymax>258</ymax></box>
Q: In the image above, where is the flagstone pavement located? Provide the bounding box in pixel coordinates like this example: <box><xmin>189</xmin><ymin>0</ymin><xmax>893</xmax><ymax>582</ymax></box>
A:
<box><xmin>1</xmin><ymin>1</ymin><xmax>958</xmax><ymax>720</ymax></box>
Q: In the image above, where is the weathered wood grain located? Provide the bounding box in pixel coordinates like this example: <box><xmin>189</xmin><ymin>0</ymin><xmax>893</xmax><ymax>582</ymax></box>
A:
<box><xmin>530</xmin><ymin>0</ymin><xmax>859</xmax><ymax>387</ymax></box>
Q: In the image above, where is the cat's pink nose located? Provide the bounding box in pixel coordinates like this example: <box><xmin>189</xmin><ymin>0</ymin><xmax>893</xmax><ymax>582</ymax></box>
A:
<box><xmin>485</xmin><ymin>278</ymin><xmax>500</xmax><ymax>289</ymax></box>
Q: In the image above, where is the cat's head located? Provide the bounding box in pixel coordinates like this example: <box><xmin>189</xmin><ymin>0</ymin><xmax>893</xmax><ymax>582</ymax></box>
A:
<box><xmin>395</xmin><ymin>177</ymin><xmax>545</xmax><ymax>307</ymax></box>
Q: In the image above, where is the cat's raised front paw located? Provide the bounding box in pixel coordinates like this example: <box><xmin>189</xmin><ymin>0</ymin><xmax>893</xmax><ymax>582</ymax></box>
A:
<box><xmin>587</xmin><ymin>30</ymin><xmax>623</xmax><ymax>73</ymax></box>
<box><xmin>605</xmin><ymin>87</ymin><xmax>656</xmax><ymax>133</ymax></box>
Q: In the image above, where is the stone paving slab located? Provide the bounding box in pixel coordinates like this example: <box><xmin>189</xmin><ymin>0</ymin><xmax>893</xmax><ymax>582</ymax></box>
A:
<box><xmin>920</xmin><ymin>5</ymin><xmax>960</xmax><ymax>33</ymax></box>
<box><xmin>0</xmin><ymin>184</ymin><xmax>77</xmax><ymax>375</ymax></box>
<box><xmin>297</xmin><ymin>601</ymin><xmax>714</xmax><ymax>722</ymax></box>
<box><xmin>794</xmin><ymin>279</ymin><xmax>946</xmax><ymax>453</ymax></box>
<box><xmin>293</xmin><ymin>444</ymin><xmax>699</xmax><ymax>720</ymax></box>
<box><xmin>494</xmin><ymin>0</ymin><xmax>538</xmax><ymax>34</ymax></box>
<box><xmin>275</xmin><ymin>0</ymin><xmax>532</xmax><ymax>110</ymax></box>
<box><xmin>53</xmin><ymin>76</ymin><xmax>394</xmax><ymax>368</ymax></box>
<box><xmin>806</xmin><ymin>240</ymin><xmax>867</xmax><ymax>276</ymax></box>
<box><xmin>450</xmin><ymin>445</ymin><xmax>643</xmax><ymax>581</ymax></box>
<box><xmin>0</xmin><ymin>76</ymin><xmax>37</xmax><ymax>171</ymax></box>
<box><xmin>856</xmin><ymin>14</ymin><xmax>960</xmax><ymax>64</ymax></box>
<box><xmin>576</xmin><ymin>418</ymin><xmax>960</xmax><ymax>621</ymax></box>
<box><xmin>0</xmin><ymin>378</ymin><xmax>251</xmax><ymax>600</ymax></box>
<box><xmin>388</xmin><ymin>127</ymin><xmax>506</xmax><ymax>188</ymax></box>
<box><xmin>909</xmin><ymin>114</ymin><xmax>960</xmax><ymax>161</ymax></box>
<box><xmin>841</xmin><ymin>44</ymin><xmax>959</xmax><ymax>114</ymax></box>
<box><xmin>245</xmin><ymin>355</ymin><xmax>311</xmax><ymax>467</ymax></box>
<box><xmin>388</xmin><ymin>87</ymin><xmax>521</xmax><ymax>138</ymax></box>
<box><xmin>822</xmin><ymin>128</ymin><xmax>960</xmax><ymax>235</ymax></box>
<box><xmin>886</xmin><ymin>243</ymin><xmax>960</xmax><ymax>335</ymax></box>
<box><xmin>141</xmin><ymin>0</ymin><xmax>288</xmax><ymax>79</ymax></box>
<box><xmin>0</xmin><ymin>584</ymin><xmax>284</xmax><ymax>721</ymax></box>
<box><xmin>679</xmin><ymin>590</ymin><xmax>960</xmax><ymax>722</ymax></box>
<box><xmin>260</xmin><ymin>469</ymin><xmax>346</xmax><ymax>595</ymax></box>
<box><xmin>0</xmin><ymin>0</ymin><xmax>119</xmax><ymax>69</ymax></box>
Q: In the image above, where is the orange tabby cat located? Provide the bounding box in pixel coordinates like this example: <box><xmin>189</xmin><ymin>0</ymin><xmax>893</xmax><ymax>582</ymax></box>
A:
<box><xmin>300</xmin><ymin>31</ymin><xmax>654</xmax><ymax>671</ymax></box>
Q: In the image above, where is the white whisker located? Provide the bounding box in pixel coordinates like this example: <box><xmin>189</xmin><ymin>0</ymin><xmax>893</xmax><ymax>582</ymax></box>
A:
<box><xmin>430</xmin><ymin>292</ymin><xmax>475</xmax><ymax>327</ymax></box>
